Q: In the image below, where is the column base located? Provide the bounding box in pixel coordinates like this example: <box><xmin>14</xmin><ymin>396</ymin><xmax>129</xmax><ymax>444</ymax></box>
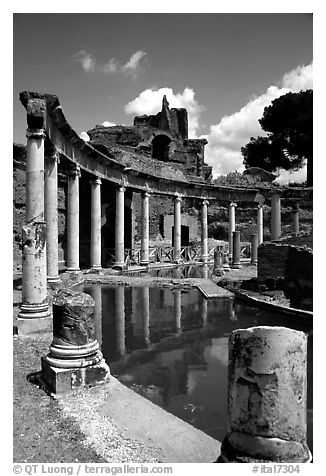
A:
<box><xmin>41</xmin><ymin>356</ymin><xmax>110</xmax><ymax>395</ymax></box>
<box><xmin>47</xmin><ymin>275</ymin><xmax>61</xmax><ymax>283</ymax></box>
<box><xmin>90</xmin><ymin>265</ymin><xmax>102</xmax><ymax>274</ymax></box>
<box><xmin>250</xmin><ymin>261</ymin><xmax>258</xmax><ymax>266</ymax></box>
<box><xmin>230</xmin><ymin>263</ymin><xmax>242</xmax><ymax>269</ymax></box>
<box><xmin>18</xmin><ymin>303</ymin><xmax>52</xmax><ymax>334</ymax></box>
<box><xmin>140</xmin><ymin>260</ymin><xmax>150</xmax><ymax>266</ymax></box>
<box><xmin>201</xmin><ymin>256</ymin><xmax>209</xmax><ymax>263</ymax></box>
<box><xmin>66</xmin><ymin>267</ymin><xmax>81</xmax><ymax>273</ymax></box>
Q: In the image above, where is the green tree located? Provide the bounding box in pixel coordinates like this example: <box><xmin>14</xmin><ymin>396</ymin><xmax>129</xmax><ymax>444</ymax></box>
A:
<box><xmin>242</xmin><ymin>90</ymin><xmax>313</xmax><ymax>185</ymax></box>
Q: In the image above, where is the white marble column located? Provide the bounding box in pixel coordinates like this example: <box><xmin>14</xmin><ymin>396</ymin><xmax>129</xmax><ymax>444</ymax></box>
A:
<box><xmin>228</xmin><ymin>202</ymin><xmax>237</xmax><ymax>259</ymax></box>
<box><xmin>174</xmin><ymin>289</ymin><xmax>182</xmax><ymax>333</ymax></box>
<box><xmin>201</xmin><ymin>199</ymin><xmax>209</xmax><ymax>263</ymax></box>
<box><xmin>45</xmin><ymin>148</ymin><xmax>60</xmax><ymax>283</ymax></box>
<box><xmin>115</xmin><ymin>186</ymin><xmax>125</xmax><ymax>266</ymax></box>
<box><xmin>67</xmin><ymin>165</ymin><xmax>80</xmax><ymax>271</ymax></box>
<box><xmin>271</xmin><ymin>192</ymin><xmax>281</xmax><ymax>241</ymax></box>
<box><xmin>18</xmin><ymin>125</ymin><xmax>50</xmax><ymax>322</ymax></box>
<box><xmin>251</xmin><ymin>233</ymin><xmax>258</xmax><ymax>266</ymax></box>
<box><xmin>140</xmin><ymin>191</ymin><xmax>150</xmax><ymax>265</ymax></box>
<box><xmin>90</xmin><ymin>177</ymin><xmax>102</xmax><ymax>271</ymax></box>
<box><xmin>173</xmin><ymin>195</ymin><xmax>182</xmax><ymax>263</ymax></box>
<box><xmin>292</xmin><ymin>203</ymin><xmax>300</xmax><ymax>236</ymax></box>
<box><xmin>257</xmin><ymin>204</ymin><xmax>264</xmax><ymax>245</ymax></box>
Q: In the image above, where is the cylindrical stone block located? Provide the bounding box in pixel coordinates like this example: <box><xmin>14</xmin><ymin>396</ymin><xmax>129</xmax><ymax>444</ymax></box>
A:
<box><xmin>115</xmin><ymin>186</ymin><xmax>125</xmax><ymax>266</ymax></box>
<box><xmin>257</xmin><ymin>204</ymin><xmax>264</xmax><ymax>245</ymax></box>
<box><xmin>67</xmin><ymin>166</ymin><xmax>80</xmax><ymax>271</ymax></box>
<box><xmin>45</xmin><ymin>152</ymin><xmax>60</xmax><ymax>283</ymax></box>
<box><xmin>201</xmin><ymin>200</ymin><xmax>209</xmax><ymax>263</ymax></box>
<box><xmin>271</xmin><ymin>193</ymin><xmax>281</xmax><ymax>241</ymax></box>
<box><xmin>231</xmin><ymin>231</ymin><xmax>241</xmax><ymax>268</ymax></box>
<box><xmin>19</xmin><ymin>222</ymin><xmax>50</xmax><ymax>319</ymax></box>
<box><xmin>173</xmin><ymin>195</ymin><xmax>182</xmax><ymax>263</ymax></box>
<box><xmin>90</xmin><ymin>178</ymin><xmax>102</xmax><ymax>270</ymax></box>
<box><xmin>228</xmin><ymin>202</ymin><xmax>237</xmax><ymax>259</ymax></box>
<box><xmin>219</xmin><ymin>326</ymin><xmax>311</xmax><ymax>463</ymax></box>
<box><xmin>46</xmin><ymin>289</ymin><xmax>102</xmax><ymax>369</ymax></box>
<box><xmin>140</xmin><ymin>192</ymin><xmax>150</xmax><ymax>265</ymax></box>
<box><xmin>251</xmin><ymin>233</ymin><xmax>258</xmax><ymax>265</ymax></box>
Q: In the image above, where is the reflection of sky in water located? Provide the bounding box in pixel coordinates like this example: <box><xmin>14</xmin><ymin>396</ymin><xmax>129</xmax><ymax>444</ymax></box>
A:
<box><xmin>80</xmin><ymin>283</ymin><xmax>313</xmax><ymax>451</ymax></box>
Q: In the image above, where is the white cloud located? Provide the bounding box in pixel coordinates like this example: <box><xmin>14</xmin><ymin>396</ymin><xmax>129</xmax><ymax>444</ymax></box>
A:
<box><xmin>124</xmin><ymin>87</ymin><xmax>204</xmax><ymax>138</ymax></box>
<box><xmin>74</xmin><ymin>49</ymin><xmax>148</xmax><ymax>78</ymax></box>
<box><xmin>79</xmin><ymin>131</ymin><xmax>90</xmax><ymax>141</ymax></box>
<box><xmin>275</xmin><ymin>164</ymin><xmax>307</xmax><ymax>185</ymax></box>
<box><xmin>204</xmin><ymin>63</ymin><xmax>313</xmax><ymax>179</ymax></box>
<box><xmin>102</xmin><ymin>121</ymin><xmax>116</xmax><ymax>127</ymax></box>
<box><xmin>73</xmin><ymin>50</ymin><xmax>95</xmax><ymax>73</ymax></box>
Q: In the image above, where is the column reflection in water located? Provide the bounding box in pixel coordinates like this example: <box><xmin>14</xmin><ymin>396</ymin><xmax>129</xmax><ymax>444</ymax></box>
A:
<box><xmin>115</xmin><ymin>286</ymin><xmax>126</xmax><ymax>356</ymax></box>
<box><xmin>201</xmin><ymin>297</ymin><xmax>208</xmax><ymax>326</ymax></box>
<box><xmin>91</xmin><ymin>284</ymin><xmax>102</xmax><ymax>346</ymax></box>
<box><xmin>142</xmin><ymin>286</ymin><xmax>150</xmax><ymax>345</ymax></box>
<box><xmin>228</xmin><ymin>299</ymin><xmax>237</xmax><ymax>321</ymax></box>
<box><xmin>174</xmin><ymin>289</ymin><xmax>182</xmax><ymax>333</ymax></box>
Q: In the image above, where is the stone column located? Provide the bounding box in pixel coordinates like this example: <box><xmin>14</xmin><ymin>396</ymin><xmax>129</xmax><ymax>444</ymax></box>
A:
<box><xmin>231</xmin><ymin>231</ymin><xmax>241</xmax><ymax>269</ymax></box>
<box><xmin>257</xmin><ymin>204</ymin><xmax>264</xmax><ymax>245</ymax></box>
<box><xmin>250</xmin><ymin>233</ymin><xmax>258</xmax><ymax>266</ymax></box>
<box><xmin>140</xmin><ymin>191</ymin><xmax>150</xmax><ymax>265</ymax></box>
<box><xmin>271</xmin><ymin>192</ymin><xmax>281</xmax><ymax>241</ymax></box>
<box><xmin>91</xmin><ymin>284</ymin><xmax>102</xmax><ymax>346</ymax></box>
<box><xmin>115</xmin><ymin>186</ymin><xmax>125</xmax><ymax>266</ymax></box>
<box><xmin>201</xmin><ymin>298</ymin><xmax>208</xmax><ymax>325</ymax></box>
<box><xmin>292</xmin><ymin>203</ymin><xmax>300</xmax><ymax>235</ymax></box>
<box><xmin>41</xmin><ymin>289</ymin><xmax>109</xmax><ymax>394</ymax></box>
<box><xmin>18</xmin><ymin>124</ymin><xmax>51</xmax><ymax>326</ymax></box>
<box><xmin>213</xmin><ymin>245</ymin><xmax>225</xmax><ymax>276</ymax></box>
<box><xmin>228</xmin><ymin>202</ymin><xmax>237</xmax><ymax>260</ymax></box>
<box><xmin>90</xmin><ymin>177</ymin><xmax>102</xmax><ymax>271</ymax></box>
<box><xmin>228</xmin><ymin>300</ymin><xmax>237</xmax><ymax>321</ymax></box>
<box><xmin>173</xmin><ymin>195</ymin><xmax>182</xmax><ymax>263</ymax></box>
<box><xmin>142</xmin><ymin>286</ymin><xmax>150</xmax><ymax>345</ymax></box>
<box><xmin>218</xmin><ymin>326</ymin><xmax>311</xmax><ymax>463</ymax></box>
<box><xmin>174</xmin><ymin>289</ymin><xmax>182</xmax><ymax>333</ymax></box>
<box><xmin>115</xmin><ymin>286</ymin><xmax>126</xmax><ymax>356</ymax></box>
<box><xmin>67</xmin><ymin>165</ymin><xmax>81</xmax><ymax>272</ymax></box>
<box><xmin>201</xmin><ymin>199</ymin><xmax>209</xmax><ymax>263</ymax></box>
<box><xmin>45</xmin><ymin>148</ymin><xmax>60</xmax><ymax>284</ymax></box>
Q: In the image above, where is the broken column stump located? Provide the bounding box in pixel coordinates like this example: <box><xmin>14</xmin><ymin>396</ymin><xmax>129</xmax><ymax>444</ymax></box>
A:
<box><xmin>41</xmin><ymin>289</ymin><xmax>110</xmax><ymax>394</ymax></box>
<box><xmin>218</xmin><ymin>326</ymin><xmax>311</xmax><ymax>463</ymax></box>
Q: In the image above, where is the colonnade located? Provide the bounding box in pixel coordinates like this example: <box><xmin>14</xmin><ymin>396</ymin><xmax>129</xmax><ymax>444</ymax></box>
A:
<box><xmin>18</xmin><ymin>121</ymin><xmax>302</xmax><ymax>324</ymax></box>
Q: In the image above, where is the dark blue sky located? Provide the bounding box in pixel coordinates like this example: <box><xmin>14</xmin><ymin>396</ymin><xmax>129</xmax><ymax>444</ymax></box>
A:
<box><xmin>13</xmin><ymin>13</ymin><xmax>312</xmax><ymax>144</ymax></box>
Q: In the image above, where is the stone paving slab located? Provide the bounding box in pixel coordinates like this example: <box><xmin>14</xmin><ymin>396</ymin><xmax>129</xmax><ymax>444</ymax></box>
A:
<box><xmin>195</xmin><ymin>279</ymin><xmax>234</xmax><ymax>298</ymax></box>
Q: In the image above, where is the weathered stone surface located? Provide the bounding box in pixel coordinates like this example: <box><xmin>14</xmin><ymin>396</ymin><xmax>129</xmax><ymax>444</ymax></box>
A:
<box><xmin>219</xmin><ymin>326</ymin><xmax>310</xmax><ymax>463</ymax></box>
<box><xmin>52</xmin><ymin>289</ymin><xmax>96</xmax><ymax>346</ymax></box>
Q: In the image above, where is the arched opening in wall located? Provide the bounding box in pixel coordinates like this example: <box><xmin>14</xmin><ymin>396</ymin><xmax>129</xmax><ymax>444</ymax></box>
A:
<box><xmin>172</xmin><ymin>225</ymin><xmax>190</xmax><ymax>247</ymax></box>
<box><xmin>152</xmin><ymin>134</ymin><xmax>171</xmax><ymax>161</ymax></box>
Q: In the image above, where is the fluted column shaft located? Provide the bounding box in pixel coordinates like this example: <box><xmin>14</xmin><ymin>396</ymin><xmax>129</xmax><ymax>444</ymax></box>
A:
<box><xmin>115</xmin><ymin>186</ymin><xmax>125</xmax><ymax>266</ymax></box>
<box><xmin>91</xmin><ymin>177</ymin><xmax>102</xmax><ymax>270</ymax></box>
<box><xmin>271</xmin><ymin>192</ymin><xmax>281</xmax><ymax>241</ymax></box>
<box><xmin>257</xmin><ymin>204</ymin><xmax>264</xmax><ymax>245</ymax></box>
<box><xmin>140</xmin><ymin>192</ymin><xmax>150</xmax><ymax>265</ymax></box>
<box><xmin>201</xmin><ymin>199</ymin><xmax>209</xmax><ymax>263</ymax></box>
<box><xmin>228</xmin><ymin>202</ymin><xmax>237</xmax><ymax>259</ymax></box>
<box><xmin>173</xmin><ymin>195</ymin><xmax>182</xmax><ymax>263</ymax></box>
<box><xmin>45</xmin><ymin>150</ymin><xmax>60</xmax><ymax>283</ymax></box>
<box><xmin>67</xmin><ymin>165</ymin><xmax>80</xmax><ymax>271</ymax></box>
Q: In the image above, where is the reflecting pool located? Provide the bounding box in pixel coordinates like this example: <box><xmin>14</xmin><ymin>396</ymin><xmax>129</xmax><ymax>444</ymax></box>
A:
<box><xmin>78</xmin><ymin>283</ymin><xmax>313</xmax><ymax>451</ymax></box>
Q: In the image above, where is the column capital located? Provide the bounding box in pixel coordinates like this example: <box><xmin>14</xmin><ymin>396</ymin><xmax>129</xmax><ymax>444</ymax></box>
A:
<box><xmin>292</xmin><ymin>202</ymin><xmax>300</xmax><ymax>211</ymax></box>
<box><xmin>26</xmin><ymin>129</ymin><xmax>46</xmax><ymax>140</ymax></box>
<box><xmin>174</xmin><ymin>194</ymin><xmax>182</xmax><ymax>203</ymax></box>
<box><xmin>202</xmin><ymin>199</ymin><xmax>209</xmax><ymax>206</ymax></box>
<box><xmin>142</xmin><ymin>191</ymin><xmax>150</xmax><ymax>198</ymax></box>
<box><xmin>229</xmin><ymin>201</ymin><xmax>237</xmax><ymax>208</ymax></box>
<box><xmin>91</xmin><ymin>177</ymin><xmax>102</xmax><ymax>186</ymax></box>
<box><xmin>68</xmin><ymin>164</ymin><xmax>81</xmax><ymax>179</ymax></box>
<box><xmin>45</xmin><ymin>148</ymin><xmax>60</xmax><ymax>164</ymax></box>
<box><xmin>118</xmin><ymin>186</ymin><xmax>126</xmax><ymax>193</ymax></box>
<box><xmin>257</xmin><ymin>203</ymin><xmax>264</xmax><ymax>210</ymax></box>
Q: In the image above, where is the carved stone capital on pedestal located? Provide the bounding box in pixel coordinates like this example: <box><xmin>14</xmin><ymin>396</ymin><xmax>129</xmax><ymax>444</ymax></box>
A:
<box><xmin>26</xmin><ymin>129</ymin><xmax>46</xmax><ymax>140</ymax></box>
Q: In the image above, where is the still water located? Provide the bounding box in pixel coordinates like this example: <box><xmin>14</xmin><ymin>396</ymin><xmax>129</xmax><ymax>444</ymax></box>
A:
<box><xmin>79</xmin><ymin>283</ymin><xmax>313</xmax><ymax>451</ymax></box>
